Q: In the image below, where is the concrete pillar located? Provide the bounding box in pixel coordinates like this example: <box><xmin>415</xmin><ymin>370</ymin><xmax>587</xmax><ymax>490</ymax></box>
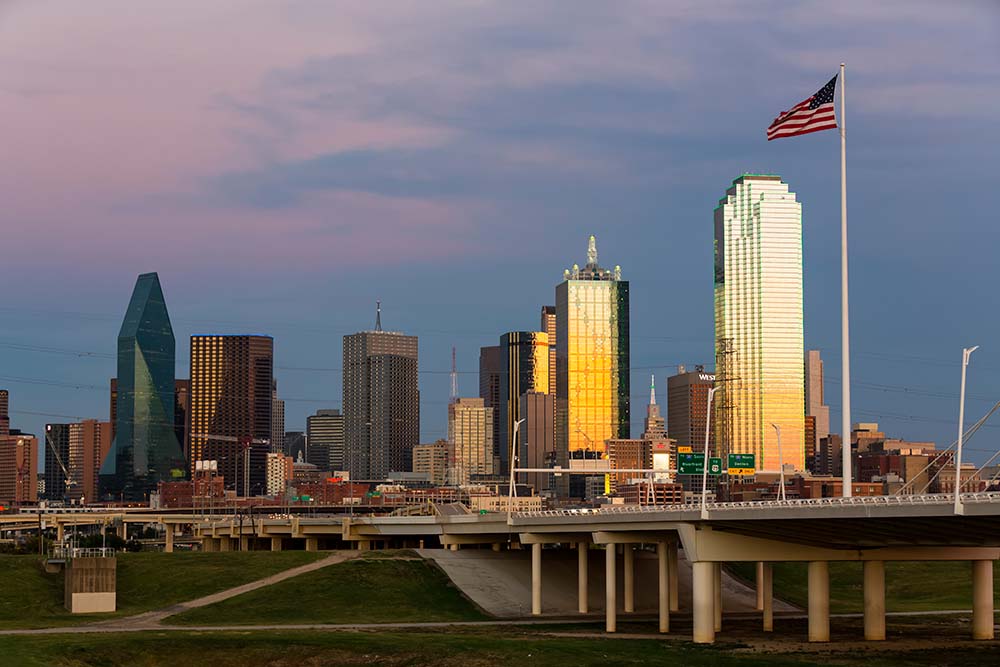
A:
<box><xmin>240</xmin><ymin>536</ymin><xmax>250</xmax><ymax>551</ymax></box>
<box><xmin>164</xmin><ymin>526</ymin><xmax>174</xmax><ymax>553</ymax></box>
<box><xmin>692</xmin><ymin>561</ymin><xmax>715</xmax><ymax>644</ymax></box>
<box><xmin>755</xmin><ymin>562</ymin><xmax>765</xmax><ymax>610</ymax></box>
<box><xmin>863</xmin><ymin>560</ymin><xmax>885</xmax><ymax>641</ymax></box>
<box><xmin>270</xmin><ymin>536</ymin><xmax>283</xmax><ymax>551</ymax></box>
<box><xmin>56</xmin><ymin>522</ymin><xmax>65</xmax><ymax>543</ymax></box>
<box><xmin>668</xmin><ymin>542</ymin><xmax>679</xmax><ymax>612</ymax></box>
<box><xmin>531</xmin><ymin>542</ymin><xmax>542</xmax><ymax>616</ymax></box>
<box><xmin>359</xmin><ymin>540</ymin><xmax>372</xmax><ymax>551</ymax></box>
<box><xmin>201</xmin><ymin>537</ymin><xmax>215</xmax><ymax>552</ymax></box>
<box><xmin>305</xmin><ymin>537</ymin><xmax>319</xmax><ymax>552</ymax></box>
<box><xmin>658</xmin><ymin>542</ymin><xmax>669</xmax><ymax>633</ymax></box>
<box><xmin>116</xmin><ymin>522</ymin><xmax>126</xmax><ymax>540</ymax></box>
<box><xmin>972</xmin><ymin>560</ymin><xmax>995</xmax><ymax>640</ymax></box>
<box><xmin>578</xmin><ymin>542</ymin><xmax>589</xmax><ymax>614</ymax></box>
<box><xmin>605</xmin><ymin>545</ymin><xmax>617</xmax><ymax>633</ymax></box>
<box><xmin>713</xmin><ymin>562</ymin><xmax>722</xmax><ymax>632</ymax></box>
<box><xmin>762</xmin><ymin>562</ymin><xmax>773</xmax><ymax>632</ymax></box>
<box><xmin>623</xmin><ymin>545</ymin><xmax>635</xmax><ymax>613</ymax></box>
<box><xmin>219</xmin><ymin>537</ymin><xmax>232</xmax><ymax>552</ymax></box>
<box><xmin>807</xmin><ymin>561</ymin><xmax>830</xmax><ymax>642</ymax></box>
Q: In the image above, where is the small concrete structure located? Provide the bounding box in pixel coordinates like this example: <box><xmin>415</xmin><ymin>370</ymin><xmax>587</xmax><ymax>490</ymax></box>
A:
<box><xmin>64</xmin><ymin>554</ymin><xmax>116</xmax><ymax>614</ymax></box>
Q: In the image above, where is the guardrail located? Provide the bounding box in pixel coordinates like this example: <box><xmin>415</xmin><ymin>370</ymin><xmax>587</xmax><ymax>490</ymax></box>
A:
<box><xmin>513</xmin><ymin>492</ymin><xmax>1000</xmax><ymax>518</ymax></box>
<box><xmin>50</xmin><ymin>546</ymin><xmax>116</xmax><ymax>559</ymax></box>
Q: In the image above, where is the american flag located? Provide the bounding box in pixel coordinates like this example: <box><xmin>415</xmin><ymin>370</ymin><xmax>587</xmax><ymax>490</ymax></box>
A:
<box><xmin>766</xmin><ymin>75</ymin><xmax>838</xmax><ymax>141</ymax></box>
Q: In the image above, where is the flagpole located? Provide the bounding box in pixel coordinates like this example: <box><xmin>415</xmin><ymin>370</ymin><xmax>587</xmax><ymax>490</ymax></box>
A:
<box><xmin>839</xmin><ymin>62</ymin><xmax>852</xmax><ymax>497</ymax></box>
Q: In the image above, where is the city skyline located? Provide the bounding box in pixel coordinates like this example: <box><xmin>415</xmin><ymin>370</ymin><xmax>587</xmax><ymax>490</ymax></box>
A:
<box><xmin>2</xmin><ymin>2</ymin><xmax>998</xmax><ymax>461</ymax></box>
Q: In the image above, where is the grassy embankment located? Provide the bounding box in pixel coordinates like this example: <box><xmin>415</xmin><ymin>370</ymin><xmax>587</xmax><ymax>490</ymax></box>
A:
<box><xmin>0</xmin><ymin>551</ymin><xmax>324</xmax><ymax>629</ymax></box>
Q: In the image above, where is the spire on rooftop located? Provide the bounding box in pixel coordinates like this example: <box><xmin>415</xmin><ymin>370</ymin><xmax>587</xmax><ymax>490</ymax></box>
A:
<box><xmin>587</xmin><ymin>234</ymin><xmax>598</xmax><ymax>266</ymax></box>
<box><xmin>649</xmin><ymin>374</ymin><xmax>656</xmax><ymax>406</ymax></box>
<box><xmin>375</xmin><ymin>300</ymin><xmax>382</xmax><ymax>332</ymax></box>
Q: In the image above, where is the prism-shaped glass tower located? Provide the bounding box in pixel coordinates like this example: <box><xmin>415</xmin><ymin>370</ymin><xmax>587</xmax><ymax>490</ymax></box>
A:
<box><xmin>99</xmin><ymin>273</ymin><xmax>185</xmax><ymax>500</ymax></box>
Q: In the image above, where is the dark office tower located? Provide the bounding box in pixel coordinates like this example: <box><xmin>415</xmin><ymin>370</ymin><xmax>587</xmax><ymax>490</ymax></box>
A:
<box><xmin>556</xmin><ymin>235</ymin><xmax>630</xmax><ymax>461</ymax></box>
<box><xmin>45</xmin><ymin>423</ymin><xmax>71</xmax><ymax>501</ymax></box>
<box><xmin>0</xmin><ymin>389</ymin><xmax>8</xmax><ymax>436</ymax></box>
<box><xmin>498</xmin><ymin>331</ymin><xmax>549</xmax><ymax>472</ymax></box>
<box><xmin>99</xmin><ymin>273</ymin><xmax>185</xmax><ymax>501</ymax></box>
<box><xmin>307</xmin><ymin>409</ymin><xmax>345</xmax><ymax>471</ymax></box>
<box><xmin>271</xmin><ymin>380</ymin><xmax>285</xmax><ymax>454</ymax></box>
<box><xmin>284</xmin><ymin>431</ymin><xmax>307</xmax><ymax>461</ymax></box>
<box><xmin>667</xmin><ymin>366</ymin><xmax>716</xmax><ymax>492</ymax></box>
<box><xmin>187</xmin><ymin>335</ymin><xmax>273</xmax><ymax>496</ymax></box>
<box><xmin>479</xmin><ymin>345</ymin><xmax>503</xmax><ymax>472</ymax></box>
<box><xmin>343</xmin><ymin>307</ymin><xmax>419</xmax><ymax>480</ymax></box>
<box><xmin>174</xmin><ymin>379</ymin><xmax>189</xmax><ymax>458</ymax></box>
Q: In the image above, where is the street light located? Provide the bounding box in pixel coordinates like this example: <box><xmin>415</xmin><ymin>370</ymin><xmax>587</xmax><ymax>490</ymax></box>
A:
<box><xmin>771</xmin><ymin>423</ymin><xmax>786</xmax><ymax>502</ymax></box>
<box><xmin>507</xmin><ymin>418</ymin><xmax>526</xmax><ymax>524</ymax></box>
<box><xmin>700</xmin><ymin>387</ymin><xmax>720</xmax><ymax>519</ymax></box>
<box><xmin>955</xmin><ymin>345</ymin><xmax>979</xmax><ymax>515</ymax></box>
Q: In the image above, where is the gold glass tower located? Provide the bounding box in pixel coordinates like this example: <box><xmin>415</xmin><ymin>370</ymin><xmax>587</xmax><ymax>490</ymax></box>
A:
<box><xmin>714</xmin><ymin>174</ymin><xmax>805</xmax><ymax>471</ymax></box>
<box><xmin>556</xmin><ymin>235</ymin><xmax>630</xmax><ymax>459</ymax></box>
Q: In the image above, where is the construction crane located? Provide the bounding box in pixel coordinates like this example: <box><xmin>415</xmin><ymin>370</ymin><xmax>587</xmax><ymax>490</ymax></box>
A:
<box><xmin>45</xmin><ymin>433</ymin><xmax>77</xmax><ymax>502</ymax></box>
<box><xmin>190</xmin><ymin>433</ymin><xmax>270</xmax><ymax>497</ymax></box>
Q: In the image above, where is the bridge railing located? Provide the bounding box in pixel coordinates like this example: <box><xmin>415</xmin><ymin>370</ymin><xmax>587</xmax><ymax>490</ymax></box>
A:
<box><xmin>513</xmin><ymin>491</ymin><xmax>1000</xmax><ymax>518</ymax></box>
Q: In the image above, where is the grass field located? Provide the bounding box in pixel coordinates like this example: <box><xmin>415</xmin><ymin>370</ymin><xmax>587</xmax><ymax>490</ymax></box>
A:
<box><xmin>0</xmin><ymin>551</ymin><xmax>324</xmax><ymax>629</ymax></box>
<box><xmin>168</xmin><ymin>555</ymin><xmax>487</xmax><ymax>625</ymax></box>
<box><xmin>1</xmin><ymin>625</ymin><xmax>998</xmax><ymax>667</ymax></box>
<box><xmin>727</xmin><ymin>561</ymin><xmax>999</xmax><ymax>613</ymax></box>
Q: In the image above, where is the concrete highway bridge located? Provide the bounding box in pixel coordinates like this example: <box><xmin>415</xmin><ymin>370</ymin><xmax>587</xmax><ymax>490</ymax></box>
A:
<box><xmin>4</xmin><ymin>492</ymin><xmax>1000</xmax><ymax>644</ymax></box>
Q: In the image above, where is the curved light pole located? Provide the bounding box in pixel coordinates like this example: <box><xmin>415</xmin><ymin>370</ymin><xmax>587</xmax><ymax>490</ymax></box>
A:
<box><xmin>700</xmin><ymin>387</ymin><xmax>720</xmax><ymax>519</ymax></box>
<box><xmin>955</xmin><ymin>345</ymin><xmax>979</xmax><ymax>515</ymax></box>
<box><xmin>507</xmin><ymin>418</ymin><xmax>527</xmax><ymax>524</ymax></box>
<box><xmin>771</xmin><ymin>423</ymin><xmax>785</xmax><ymax>501</ymax></box>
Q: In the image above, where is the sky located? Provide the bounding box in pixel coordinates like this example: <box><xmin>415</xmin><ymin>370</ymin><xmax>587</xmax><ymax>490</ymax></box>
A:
<box><xmin>2</xmin><ymin>1</ymin><xmax>1000</xmax><ymax>465</ymax></box>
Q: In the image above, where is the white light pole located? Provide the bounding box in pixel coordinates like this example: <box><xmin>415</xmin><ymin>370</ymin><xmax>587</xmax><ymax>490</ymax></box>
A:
<box><xmin>507</xmin><ymin>418</ymin><xmax>526</xmax><ymax>524</ymax></box>
<box><xmin>700</xmin><ymin>387</ymin><xmax>720</xmax><ymax>519</ymax></box>
<box><xmin>954</xmin><ymin>345</ymin><xmax>979</xmax><ymax>515</ymax></box>
<box><xmin>771</xmin><ymin>423</ymin><xmax>785</xmax><ymax>502</ymax></box>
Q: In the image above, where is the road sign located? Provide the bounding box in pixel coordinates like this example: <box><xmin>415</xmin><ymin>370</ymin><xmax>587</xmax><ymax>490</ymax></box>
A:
<box><xmin>727</xmin><ymin>453</ymin><xmax>756</xmax><ymax>476</ymax></box>
<box><xmin>678</xmin><ymin>454</ymin><xmax>723</xmax><ymax>476</ymax></box>
<box><xmin>678</xmin><ymin>446</ymin><xmax>693</xmax><ymax>454</ymax></box>
<box><xmin>709</xmin><ymin>457</ymin><xmax>723</xmax><ymax>475</ymax></box>
<box><xmin>677</xmin><ymin>453</ymin><xmax>703</xmax><ymax>475</ymax></box>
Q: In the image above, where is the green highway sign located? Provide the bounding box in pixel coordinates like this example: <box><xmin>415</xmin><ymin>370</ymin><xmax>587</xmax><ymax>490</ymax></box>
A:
<box><xmin>727</xmin><ymin>453</ymin><xmax>756</xmax><ymax>476</ymax></box>
<box><xmin>678</xmin><ymin>453</ymin><xmax>723</xmax><ymax>476</ymax></box>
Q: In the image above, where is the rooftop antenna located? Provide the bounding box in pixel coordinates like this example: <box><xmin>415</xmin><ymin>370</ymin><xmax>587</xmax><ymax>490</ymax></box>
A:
<box><xmin>649</xmin><ymin>374</ymin><xmax>656</xmax><ymax>406</ymax></box>
<box><xmin>450</xmin><ymin>346</ymin><xmax>458</xmax><ymax>403</ymax></box>
<box><xmin>587</xmin><ymin>234</ymin><xmax>598</xmax><ymax>265</ymax></box>
<box><xmin>375</xmin><ymin>300</ymin><xmax>382</xmax><ymax>332</ymax></box>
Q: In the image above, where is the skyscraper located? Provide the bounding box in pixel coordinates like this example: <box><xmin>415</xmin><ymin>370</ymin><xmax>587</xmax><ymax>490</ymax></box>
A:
<box><xmin>667</xmin><ymin>366</ymin><xmax>716</xmax><ymax>492</ymax></box>
<box><xmin>642</xmin><ymin>375</ymin><xmax>672</xmax><ymax>479</ymax></box>
<box><xmin>478</xmin><ymin>345</ymin><xmax>503</xmax><ymax>473</ymax></box>
<box><xmin>540</xmin><ymin>306</ymin><xmax>557</xmax><ymax>400</ymax></box>
<box><xmin>187</xmin><ymin>334</ymin><xmax>274</xmax><ymax>496</ymax></box>
<box><xmin>714</xmin><ymin>174</ymin><xmax>805</xmax><ymax>471</ymax></box>
<box><xmin>0</xmin><ymin>389</ymin><xmax>8</xmax><ymax>436</ymax></box>
<box><xmin>307</xmin><ymin>409</ymin><xmax>345</xmax><ymax>471</ymax></box>
<box><xmin>45</xmin><ymin>423</ymin><xmax>71</xmax><ymax>501</ymax></box>
<box><xmin>447</xmin><ymin>398</ymin><xmax>493</xmax><ymax>485</ymax></box>
<box><xmin>271</xmin><ymin>380</ymin><xmax>285</xmax><ymax>454</ymax></box>
<box><xmin>556</xmin><ymin>235</ymin><xmax>630</xmax><ymax>460</ymax></box>
<box><xmin>805</xmin><ymin>350</ymin><xmax>831</xmax><ymax>442</ymax></box>
<box><xmin>343</xmin><ymin>307</ymin><xmax>419</xmax><ymax>480</ymax></box>
<box><xmin>68</xmin><ymin>420</ymin><xmax>112</xmax><ymax>504</ymax></box>
<box><xmin>498</xmin><ymin>331</ymin><xmax>549</xmax><ymax>472</ymax></box>
<box><xmin>520</xmin><ymin>391</ymin><xmax>555</xmax><ymax>494</ymax></box>
<box><xmin>99</xmin><ymin>272</ymin><xmax>185</xmax><ymax>501</ymax></box>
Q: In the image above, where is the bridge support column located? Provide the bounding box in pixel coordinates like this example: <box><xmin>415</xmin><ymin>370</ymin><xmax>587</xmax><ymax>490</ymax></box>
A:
<box><xmin>658</xmin><ymin>541</ymin><xmax>669</xmax><ymax>633</ymax></box>
<box><xmin>270</xmin><ymin>537</ymin><xmax>283</xmax><ymax>551</ymax></box>
<box><xmin>713</xmin><ymin>562</ymin><xmax>722</xmax><ymax>632</ymax></box>
<box><xmin>605</xmin><ymin>545</ymin><xmax>617</xmax><ymax>633</ymax></box>
<box><xmin>116</xmin><ymin>523</ymin><xmax>126</xmax><ymax>540</ymax></box>
<box><xmin>531</xmin><ymin>542</ymin><xmax>542</xmax><ymax>616</ymax></box>
<box><xmin>668</xmin><ymin>542</ymin><xmax>679</xmax><ymax>612</ymax></box>
<box><xmin>972</xmin><ymin>560</ymin><xmax>994</xmax><ymax>640</ymax></box>
<box><xmin>240</xmin><ymin>536</ymin><xmax>250</xmax><ymax>551</ymax></box>
<box><xmin>164</xmin><ymin>526</ymin><xmax>174</xmax><ymax>553</ymax></box>
<box><xmin>692</xmin><ymin>561</ymin><xmax>715</xmax><ymax>644</ymax></box>
<box><xmin>56</xmin><ymin>522</ymin><xmax>65</xmax><ymax>544</ymax></box>
<box><xmin>755</xmin><ymin>562</ymin><xmax>765</xmax><ymax>610</ymax></box>
<box><xmin>219</xmin><ymin>537</ymin><xmax>232</xmax><ymax>552</ymax></box>
<box><xmin>863</xmin><ymin>560</ymin><xmax>885</xmax><ymax>641</ymax></box>
<box><xmin>578</xmin><ymin>542</ymin><xmax>589</xmax><ymax>614</ymax></box>
<box><xmin>623</xmin><ymin>545</ymin><xmax>635</xmax><ymax>613</ymax></box>
<box><xmin>808</xmin><ymin>561</ymin><xmax>830</xmax><ymax>642</ymax></box>
<box><xmin>761</xmin><ymin>562</ymin><xmax>773</xmax><ymax>632</ymax></box>
<box><xmin>305</xmin><ymin>537</ymin><xmax>319</xmax><ymax>552</ymax></box>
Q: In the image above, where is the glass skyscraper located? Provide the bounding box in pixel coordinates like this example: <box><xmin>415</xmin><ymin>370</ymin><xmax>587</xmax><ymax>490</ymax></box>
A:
<box><xmin>99</xmin><ymin>272</ymin><xmax>185</xmax><ymax>500</ymax></box>
<box><xmin>555</xmin><ymin>235</ymin><xmax>630</xmax><ymax>459</ymax></box>
<box><xmin>714</xmin><ymin>174</ymin><xmax>805</xmax><ymax>471</ymax></box>
<box><xmin>498</xmin><ymin>331</ymin><xmax>549</xmax><ymax>473</ymax></box>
